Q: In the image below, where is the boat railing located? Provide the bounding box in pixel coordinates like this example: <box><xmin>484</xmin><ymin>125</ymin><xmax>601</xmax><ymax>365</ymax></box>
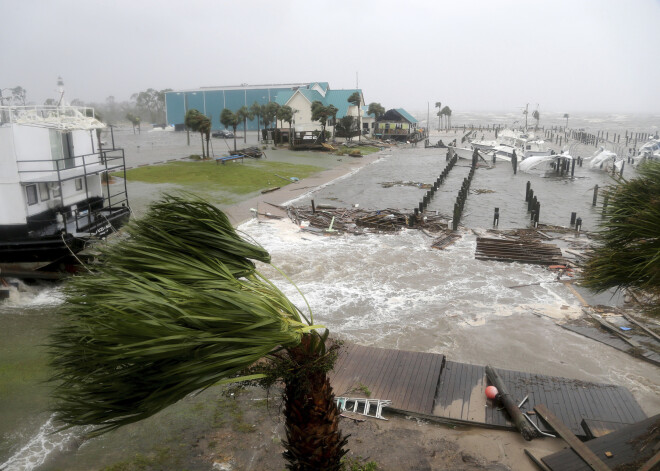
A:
<box><xmin>0</xmin><ymin>105</ymin><xmax>99</xmax><ymax>128</ymax></box>
<box><xmin>17</xmin><ymin>148</ymin><xmax>130</xmax><ymax>237</ymax></box>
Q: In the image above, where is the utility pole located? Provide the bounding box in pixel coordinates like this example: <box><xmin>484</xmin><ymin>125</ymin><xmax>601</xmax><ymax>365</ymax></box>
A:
<box><xmin>524</xmin><ymin>103</ymin><xmax>529</xmax><ymax>130</ymax></box>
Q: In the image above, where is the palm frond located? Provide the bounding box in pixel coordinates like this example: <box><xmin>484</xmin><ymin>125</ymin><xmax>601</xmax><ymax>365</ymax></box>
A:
<box><xmin>581</xmin><ymin>160</ymin><xmax>660</xmax><ymax>295</ymax></box>
<box><xmin>49</xmin><ymin>194</ymin><xmax>317</xmax><ymax>434</ymax></box>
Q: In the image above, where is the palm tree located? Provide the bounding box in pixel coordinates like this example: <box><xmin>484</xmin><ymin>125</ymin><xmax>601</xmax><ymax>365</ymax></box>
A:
<box><xmin>532</xmin><ymin>109</ymin><xmax>540</xmax><ymax>130</ymax></box>
<box><xmin>328</xmin><ymin>105</ymin><xmax>339</xmax><ymax>139</ymax></box>
<box><xmin>563</xmin><ymin>113</ymin><xmax>569</xmax><ymax>130</ymax></box>
<box><xmin>435</xmin><ymin>102</ymin><xmax>442</xmax><ymax>130</ymax></box>
<box><xmin>277</xmin><ymin>105</ymin><xmax>294</xmax><ymax>146</ymax></box>
<box><xmin>49</xmin><ymin>195</ymin><xmax>349</xmax><ymax>470</ymax></box>
<box><xmin>126</xmin><ymin>112</ymin><xmax>141</xmax><ymax>135</ymax></box>
<box><xmin>445</xmin><ymin>106</ymin><xmax>452</xmax><ymax>129</ymax></box>
<box><xmin>220</xmin><ymin>108</ymin><xmax>240</xmax><ymax>152</ymax></box>
<box><xmin>441</xmin><ymin>106</ymin><xmax>452</xmax><ymax>130</ymax></box>
<box><xmin>250</xmin><ymin>102</ymin><xmax>263</xmax><ymax>142</ymax></box>
<box><xmin>347</xmin><ymin>92</ymin><xmax>362</xmax><ymax>142</ymax></box>
<box><xmin>581</xmin><ymin>161</ymin><xmax>660</xmax><ymax>301</ymax></box>
<box><xmin>237</xmin><ymin>106</ymin><xmax>250</xmax><ymax>144</ymax></box>
<box><xmin>185</xmin><ymin>109</ymin><xmax>208</xmax><ymax>158</ymax></box>
<box><xmin>311</xmin><ymin>101</ymin><xmax>330</xmax><ymax>141</ymax></box>
<box><xmin>367</xmin><ymin>103</ymin><xmax>385</xmax><ymax>137</ymax></box>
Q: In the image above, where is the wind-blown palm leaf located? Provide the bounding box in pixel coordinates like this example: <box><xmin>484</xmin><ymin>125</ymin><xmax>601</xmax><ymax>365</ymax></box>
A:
<box><xmin>49</xmin><ymin>195</ymin><xmax>319</xmax><ymax>434</ymax></box>
<box><xmin>581</xmin><ymin>160</ymin><xmax>660</xmax><ymax>295</ymax></box>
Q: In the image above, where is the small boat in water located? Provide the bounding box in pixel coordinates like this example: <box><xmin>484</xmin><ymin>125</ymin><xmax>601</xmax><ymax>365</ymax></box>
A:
<box><xmin>638</xmin><ymin>138</ymin><xmax>660</xmax><ymax>161</ymax></box>
<box><xmin>588</xmin><ymin>147</ymin><xmax>624</xmax><ymax>172</ymax></box>
<box><xmin>0</xmin><ymin>92</ymin><xmax>130</xmax><ymax>274</ymax></box>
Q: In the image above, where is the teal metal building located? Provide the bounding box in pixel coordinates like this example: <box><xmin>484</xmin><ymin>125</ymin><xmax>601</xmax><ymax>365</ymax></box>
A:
<box><xmin>165</xmin><ymin>83</ymin><xmax>317</xmax><ymax>131</ymax></box>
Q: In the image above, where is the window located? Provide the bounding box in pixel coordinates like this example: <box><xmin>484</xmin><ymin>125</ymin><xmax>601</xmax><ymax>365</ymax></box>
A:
<box><xmin>26</xmin><ymin>185</ymin><xmax>38</xmax><ymax>205</ymax></box>
<box><xmin>52</xmin><ymin>184</ymin><xmax>61</xmax><ymax>198</ymax></box>
<box><xmin>38</xmin><ymin>183</ymin><xmax>50</xmax><ymax>201</ymax></box>
<box><xmin>75</xmin><ymin>178</ymin><xmax>83</xmax><ymax>191</ymax></box>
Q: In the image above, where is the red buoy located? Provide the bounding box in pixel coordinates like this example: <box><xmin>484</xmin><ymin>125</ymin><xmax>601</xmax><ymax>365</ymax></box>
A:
<box><xmin>485</xmin><ymin>385</ymin><xmax>498</xmax><ymax>399</ymax></box>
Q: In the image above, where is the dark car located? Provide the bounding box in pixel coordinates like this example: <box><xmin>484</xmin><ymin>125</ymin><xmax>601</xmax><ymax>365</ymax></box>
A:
<box><xmin>212</xmin><ymin>129</ymin><xmax>234</xmax><ymax>138</ymax></box>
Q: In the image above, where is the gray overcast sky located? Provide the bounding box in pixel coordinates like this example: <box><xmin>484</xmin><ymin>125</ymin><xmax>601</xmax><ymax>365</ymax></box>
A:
<box><xmin>2</xmin><ymin>0</ymin><xmax>659</xmax><ymax>114</ymax></box>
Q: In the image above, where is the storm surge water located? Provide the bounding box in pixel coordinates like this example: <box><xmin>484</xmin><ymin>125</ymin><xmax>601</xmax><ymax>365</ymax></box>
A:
<box><xmin>1</xmin><ymin>114</ymin><xmax>659</xmax><ymax>469</ymax></box>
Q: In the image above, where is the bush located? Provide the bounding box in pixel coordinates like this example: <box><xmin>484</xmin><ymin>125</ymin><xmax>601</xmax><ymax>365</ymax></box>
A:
<box><xmin>189</xmin><ymin>154</ymin><xmax>202</xmax><ymax>160</ymax></box>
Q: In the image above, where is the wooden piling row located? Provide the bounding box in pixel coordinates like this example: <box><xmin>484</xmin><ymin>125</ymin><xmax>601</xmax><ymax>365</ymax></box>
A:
<box><xmin>413</xmin><ymin>153</ymin><xmax>459</xmax><ymax>226</ymax></box>
<box><xmin>451</xmin><ymin>151</ymin><xmax>478</xmax><ymax>230</ymax></box>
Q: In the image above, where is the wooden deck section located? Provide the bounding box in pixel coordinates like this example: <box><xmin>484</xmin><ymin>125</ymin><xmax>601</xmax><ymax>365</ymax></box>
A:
<box><xmin>541</xmin><ymin>414</ymin><xmax>660</xmax><ymax>470</ymax></box>
<box><xmin>329</xmin><ymin>344</ymin><xmax>444</xmax><ymax>415</ymax></box>
<box><xmin>433</xmin><ymin>361</ymin><xmax>647</xmax><ymax>437</ymax></box>
<box><xmin>475</xmin><ymin>237</ymin><xmax>565</xmax><ymax>265</ymax></box>
<box><xmin>330</xmin><ymin>345</ymin><xmax>647</xmax><ymax>438</ymax></box>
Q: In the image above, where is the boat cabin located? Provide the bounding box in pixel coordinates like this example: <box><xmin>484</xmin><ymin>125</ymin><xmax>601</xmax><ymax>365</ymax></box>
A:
<box><xmin>0</xmin><ymin>105</ymin><xmax>130</xmax><ymax>269</ymax></box>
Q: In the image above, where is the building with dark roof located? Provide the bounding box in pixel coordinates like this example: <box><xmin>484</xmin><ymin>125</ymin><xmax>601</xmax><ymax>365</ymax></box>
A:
<box><xmin>375</xmin><ymin>108</ymin><xmax>420</xmax><ymax>141</ymax></box>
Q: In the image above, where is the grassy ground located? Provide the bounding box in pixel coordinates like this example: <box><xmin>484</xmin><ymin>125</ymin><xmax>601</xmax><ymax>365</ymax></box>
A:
<box><xmin>116</xmin><ymin>160</ymin><xmax>323</xmax><ymax>194</ymax></box>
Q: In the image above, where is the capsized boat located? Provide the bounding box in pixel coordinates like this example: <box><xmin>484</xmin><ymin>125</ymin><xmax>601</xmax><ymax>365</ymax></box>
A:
<box><xmin>588</xmin><ymin>147</ymin><xmax>624</xmax><ymax>172</ymax></box>
<box><xmin>518</xmin><ymin>153</ymin><xmax>575</xmax><ymax>176</ymax></box>
<box><xmin>638</xmin><ymin>138</ymin><xmax>660</xmax><ymax>161</ymax></box>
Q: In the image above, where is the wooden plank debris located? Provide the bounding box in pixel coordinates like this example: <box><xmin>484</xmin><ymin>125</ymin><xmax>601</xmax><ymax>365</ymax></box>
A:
<box><xmin>534</xmin><ymin>404</ymin><xmax>611</xmax><ymax>471</ymax></box>
<box><xmin>622</xmin><ymin>313</ymin><xmax>660</xmax><ymax>343</ymax></box>
<box><xmin>581</xmin><ymin>418</ymin><xmax>630</xmax><ymax>439</ymax></box>
<box><xmin>475</xmin><ymin>237</ymin><xmax>565</xmax><ymax>265</ymax></box>
<box><xmin>542</xmin><ymin>414</ymin><xmax>660</xmax><ymax>471</ymax></box>
<box><xmin>431</xmin><ymin>232</ymin><xmax>461</xmax><ymax>250</ymax></box>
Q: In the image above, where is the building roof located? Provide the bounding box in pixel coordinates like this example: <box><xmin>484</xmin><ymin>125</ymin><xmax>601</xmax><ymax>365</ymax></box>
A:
<box><xmin>396</xmin><ymin>108</ymin><xmax>417</xmax><ymax>124</ymax></box>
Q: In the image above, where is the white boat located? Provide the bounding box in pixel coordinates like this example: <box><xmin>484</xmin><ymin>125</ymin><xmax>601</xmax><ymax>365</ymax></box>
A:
<box><xmin>588</xmin><ymin>147</ymin><xmax>624</xmax><ymax>172</ymax></box>
<box><xmin>518</xmin><ymin>153</ymin><xmax>575</xmax><ymax>176</ymax></box>
<box><xmin>470</xmin><ymin>128</ymin><xmax>552</xmax><ymax>161</ymax></box>
<box><xmin>0</xmin><ymin>101</ymin><xmax>131</xmax><ymax>273</ymax></box>
<box><xmin>638</xmin><ymin>138</ymin><xmax>660</xmax><ymax>161</ymax></box>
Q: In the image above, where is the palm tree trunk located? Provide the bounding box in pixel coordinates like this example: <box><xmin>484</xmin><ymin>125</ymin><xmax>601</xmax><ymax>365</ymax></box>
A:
<box><xmin>233</xmin><ymin>127</ymin><xmax>237</xmax><ymax>152</ymax></box>
<box><xmin>282</xmin><ymin>335</ymin><xmax>347</xmax><ymax>471</ymax></box>
<box><xmin>200</xmin><ymin>133</ymin><xmax>205</xmax><ymax>158</ymax></box>
<box><xmin>244</xmin><ymin>118</ymin><xmax>247</xmax><ymax>144</ymax></box>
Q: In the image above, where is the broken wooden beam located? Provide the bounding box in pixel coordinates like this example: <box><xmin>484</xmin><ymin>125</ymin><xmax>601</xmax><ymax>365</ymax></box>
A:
<box><xmin>534</xmin><ymin>404</ymin><xmax>611</xmax><ymax>471</ymax></box>
<box><xmin>485</xmin><ymin>365</ymin><xmax>537</xmax><ymax>441</ymax></box>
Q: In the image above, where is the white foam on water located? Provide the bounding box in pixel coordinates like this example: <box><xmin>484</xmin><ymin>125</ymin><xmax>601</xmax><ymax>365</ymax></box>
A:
<box><xmin>1</xmin><ymin>284</ymin><xmax>63</xmax><ymax>310</ymax></box>
<box><xmin>1</xmin><ymin>416</ymin><xmax>89</xmax><ymax>471</ymax></box>
<box><xmin>239</xmin><ymin>220</ymin><xmax>577</xmax><ymax>344</ymax></box>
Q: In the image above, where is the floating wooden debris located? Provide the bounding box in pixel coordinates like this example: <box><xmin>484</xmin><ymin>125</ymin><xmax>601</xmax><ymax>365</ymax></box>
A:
<box><xmin>355</xmin><ymin>213</ymin><xmax>406</xmax><ymax>232</ymax></box>
<box><xmin>431</xmin><ymin>231</ymin><xmax>461</xmax><ymax>250</ymax></box>
<box><xmin>475</xmin><ymin>237</ymin><xmax>565</xmax><ymax>265</ymax></box>
<box><xmin>380</xmin><ymin>181</ymin><xmax>432</xmax><ymax>189</ymax></box>
<box><xmin>260</xmin><ymin>186</ymin><xmax>280</xmax><ymax>194</ymax></box>
<box><xmin>561</xmin><ymin>309</ymin><xmax>660</xmax><ymax>367</ymax></box>
<box><xmin>236</xmin><ymin>146</ymin><xmax>264</xmax><ymax>158</ymax></box>
<box><xmin>288</xmin><ymin>206</ymin><xmax>448</xmax><ymax>234</ymax></box>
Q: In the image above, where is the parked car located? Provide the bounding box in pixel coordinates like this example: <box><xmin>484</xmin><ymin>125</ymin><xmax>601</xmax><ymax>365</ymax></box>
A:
<box><xmin>212</xmin><ymin>129</ymin><xmax>234</xmax><ymax>138</ymax></box>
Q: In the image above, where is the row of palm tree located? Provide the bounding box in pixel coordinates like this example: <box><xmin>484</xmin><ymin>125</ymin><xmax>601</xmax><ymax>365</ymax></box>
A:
<box><xmin>435</xmin><ymin>102</ymin><xmax>453</xmax><ymax>130</ymax></box>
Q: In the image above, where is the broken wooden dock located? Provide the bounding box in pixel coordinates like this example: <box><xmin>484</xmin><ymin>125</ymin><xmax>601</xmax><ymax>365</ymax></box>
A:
<box><xmin>540</xmin><ymin>414</ymin><xmax>660</xmax><ymax>470</ymax></box>
<box><xmin>475</xmin><ymin>237</ymin><xmax>565</xmax><ymax>265</ymax></box>
<box><xmin>329</xmin><ymin>344</ymin><xmax>647</xmax><ymax>438</ymax></box>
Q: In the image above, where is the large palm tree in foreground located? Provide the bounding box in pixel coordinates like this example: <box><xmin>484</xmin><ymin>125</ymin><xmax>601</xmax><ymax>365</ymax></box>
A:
<box><xmin>581</xmin><ymin>161</ymin><xmax>660</xmax><ymax>302</ymax></box>
<box><xmin>49</xmin><ymin>195</ymin><xmax>348</xmax><ymax>470</ymax></box>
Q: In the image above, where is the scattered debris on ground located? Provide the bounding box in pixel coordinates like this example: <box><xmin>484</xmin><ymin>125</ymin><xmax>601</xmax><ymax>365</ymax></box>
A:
<box><xmin>380</xmin><ymin>180</ymin><xmax>432</xmax><ymax>189</ymax></box>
